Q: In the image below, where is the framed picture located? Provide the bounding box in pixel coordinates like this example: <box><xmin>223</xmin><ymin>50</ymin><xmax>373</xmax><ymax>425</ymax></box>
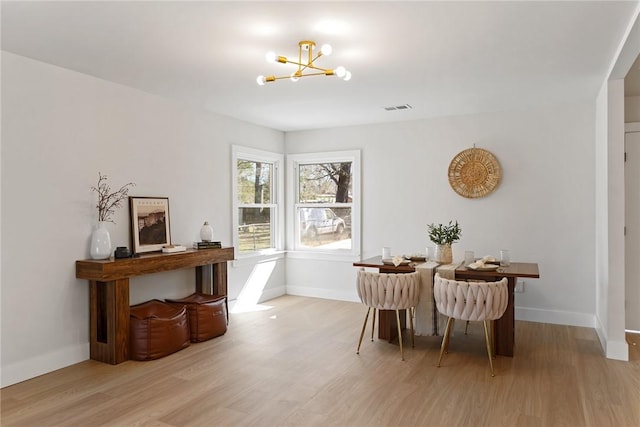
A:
<box><xmin>129</xmin><ymin>197</ymin><xmax>171</xmax><ymax>253</ymax></box>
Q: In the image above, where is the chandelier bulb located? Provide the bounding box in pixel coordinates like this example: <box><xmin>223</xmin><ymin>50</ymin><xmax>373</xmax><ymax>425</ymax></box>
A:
<box><xmin>258</xmin><ymin>40</ymin><xmax>350</xmax><ymax>84</ymax></box>
<box><xmin>265</xmin><ymin>51</ymin><xmax>277</xmax><ymax>63</ymax></box>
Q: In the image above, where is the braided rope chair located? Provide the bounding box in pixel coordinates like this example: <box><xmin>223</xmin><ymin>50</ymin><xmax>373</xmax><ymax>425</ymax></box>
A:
<box><xmin>356</xmin><ymin>269</ymin><xmax>420</xmax><ymax>361</ymax></box>
<box><xmin>433</xmin><ymin>273</ymin><xmax>508</xmax><ymax>376</ymax></box>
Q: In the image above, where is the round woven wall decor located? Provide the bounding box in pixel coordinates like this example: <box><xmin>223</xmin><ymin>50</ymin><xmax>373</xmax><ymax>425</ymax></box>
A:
<box><xmin>448</xmin><ymin>147</ymin><xmax>502</xmax><ymax>198</ymax></box>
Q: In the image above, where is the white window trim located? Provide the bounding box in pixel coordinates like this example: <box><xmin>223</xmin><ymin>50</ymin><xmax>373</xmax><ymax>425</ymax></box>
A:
<box><xmin>286</xmin><ymin>150</ymin><xmax>361</xmax><ymax>261</ymax></box>
<box><xmin>232</xmin><ymin>145</ymin><xmax>284</xmax><ymax>258</ymax></box>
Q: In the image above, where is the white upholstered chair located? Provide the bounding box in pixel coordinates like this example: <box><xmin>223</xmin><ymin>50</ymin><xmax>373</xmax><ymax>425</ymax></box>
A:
<box><xmin>356</xmin><ymin>269</ymin><xmax>420</xmax><ymax>361</ymax></box>
<box><xmin>433</xmin><ymin>273</ymin><xmax>508</xmax><ymax>376</ymax></box>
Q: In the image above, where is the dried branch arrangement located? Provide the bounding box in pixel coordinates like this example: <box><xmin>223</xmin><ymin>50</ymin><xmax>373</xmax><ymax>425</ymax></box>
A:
<box><xmin>91</xmin><ymin>172</ymin><xmax>136</xmax><ymax>223</ymax></box>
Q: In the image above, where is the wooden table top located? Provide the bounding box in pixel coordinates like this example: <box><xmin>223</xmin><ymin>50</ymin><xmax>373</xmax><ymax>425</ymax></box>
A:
<box><xmin>354</xmin><ymin>256</ymin><xmax>539</xmax><ymax>278</ymax></box>
<box><xmin>76</xmin><ymin>247</ymin><xmax>235</xmax><ymax>281</ymax></box>
<box><xmin>353</xmin><ymin>256</ymin><xmax>423</xmax><ymax>272</ymax></box>
<box><xmin>456</xmin><ymin>262</ymin><xmax>540</xmax><ymax>278</ymax></box>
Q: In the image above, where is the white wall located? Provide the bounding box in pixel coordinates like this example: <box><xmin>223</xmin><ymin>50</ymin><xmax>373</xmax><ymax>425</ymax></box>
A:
<box><xmin>626</xmin><ymin>95</ymin><xmax>640</xmax><ymax>122</ymax></box>
<box><xmin>0</xmin><ymin>52</ymin><xmax>286</xmax><ymax>387</ymax></box>
<box><xmin>285</xmin><ymin>104</ymin><xmax>597</xmax><ymax>327</ymax></box>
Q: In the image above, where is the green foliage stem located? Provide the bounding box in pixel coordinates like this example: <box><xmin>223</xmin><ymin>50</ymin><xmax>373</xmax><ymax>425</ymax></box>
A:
<box><xmin>427</xmin><ymin>220</ymin><xmax>462</xmax><ymax>245</ymax></box>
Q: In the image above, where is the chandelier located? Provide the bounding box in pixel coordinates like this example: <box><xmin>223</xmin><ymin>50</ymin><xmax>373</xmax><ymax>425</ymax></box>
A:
<box><xmin>257</xmin><ymin>40</ymin><xmax>351</xmax><ymax>85</ymax></box>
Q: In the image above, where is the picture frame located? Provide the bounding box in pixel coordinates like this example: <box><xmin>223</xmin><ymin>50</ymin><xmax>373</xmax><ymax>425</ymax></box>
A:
<box><xmin>129</xmin><ymin>197</ymin><xmax>171</xmax><ymax>253</ymax></box>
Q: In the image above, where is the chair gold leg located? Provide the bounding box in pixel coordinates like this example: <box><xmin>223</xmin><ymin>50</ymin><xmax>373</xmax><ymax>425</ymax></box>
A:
<box><xmin>446</xmin><ymin>318</ymin><xmax>455</xmax><ymax>353</ymax></box>
<box><xmin>356</xmin><ymin>307</ymin><xmax>371</xmax><ymax>354</ymax></box>
<box><xmin>490</xmin><ymin>320</ymin><xmax>496</xmax><ymax>358</ymax></box>
<box><xmin>437</xmin><ymin>317</ymin><xmax>454</xmax><ymax>367</ymax></box>
<box><xmin>396</xmin><ymin>310</ymin><xmax>405</xmax><ymax>361</ymax></box>
<box><xmin>409</xmin><ymin>307</ymin><xmax>415</xmax><ymax>348</ymax></box>
<box><xmin>370</xmin><ymin>308</ymin><xmax>376</xmax><ymax>341</ymax></box>
<box><xmin>483</xmin><ymin>320</ymin><xmax>495</xmax><ymax>377</ymax></box>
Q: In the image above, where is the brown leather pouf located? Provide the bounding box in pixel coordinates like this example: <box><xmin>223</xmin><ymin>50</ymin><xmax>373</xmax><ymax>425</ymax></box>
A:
<box><xmin>166</xmin><ymin>293</ymin><xmax>227</xmax><ymax>342</ymax></box>
<box><xmin>129</xmin><ymin>299</ymin><xmax>190</xmax><ymax>361</ymax></box>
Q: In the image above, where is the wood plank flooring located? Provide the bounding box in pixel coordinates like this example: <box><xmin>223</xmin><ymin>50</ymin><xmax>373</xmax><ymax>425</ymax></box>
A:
<box><xmin>2</xmin><ymin>295</ymin><xmax>639</xmax><ymax>426</ymax></box>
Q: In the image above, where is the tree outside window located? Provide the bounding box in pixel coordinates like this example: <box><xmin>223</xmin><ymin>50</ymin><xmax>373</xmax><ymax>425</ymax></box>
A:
<box><xmin>237</xmin><ymin>159</ymin><xmax>274</xmax><ymax>253</ymax></box>
<box><xmin>297</xmin><ymin>161</ymin><xmax>353</xmax><ymax>250</ymax></box>
<box><xmin>233</xmin><ymin>145</ymin><xmax>283</xmax><ymax>255</ymax></box>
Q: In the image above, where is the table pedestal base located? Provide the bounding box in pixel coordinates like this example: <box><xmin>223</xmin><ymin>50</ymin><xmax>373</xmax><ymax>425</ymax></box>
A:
<box><xmin>377</xmin><ymin>309</ymin><xmax>407</xmax><ymax>343</ymax></box>
<box><xmin>453</xmin><ymin>273</ymin><xmax>516</xmax><ymax>357</ymax></box>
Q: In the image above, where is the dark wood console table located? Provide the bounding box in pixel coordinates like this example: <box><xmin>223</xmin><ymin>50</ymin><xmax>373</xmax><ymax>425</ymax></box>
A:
<box><xmin>76</xmin><ymin>247</ymin><xmax>234</xmax><ymax>364</ymax></box>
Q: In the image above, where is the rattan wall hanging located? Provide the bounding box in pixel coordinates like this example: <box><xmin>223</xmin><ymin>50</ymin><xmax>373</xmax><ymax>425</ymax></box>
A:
<box><xmin>448</xmin><ymin>146</ymin><xmax>502</xmax><ymax>198</ymax></box>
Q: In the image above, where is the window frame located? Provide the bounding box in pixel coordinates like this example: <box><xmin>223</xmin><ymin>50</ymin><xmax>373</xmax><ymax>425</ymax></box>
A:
<box><xmin>287</xmin><ymin>150</ymin><xmax>361</xmax><ymax>260</ymax></box>
<box><xmin>232</xmin><ymin>145</ymin><xmax>284</xmax><ymax>258</ymax></box>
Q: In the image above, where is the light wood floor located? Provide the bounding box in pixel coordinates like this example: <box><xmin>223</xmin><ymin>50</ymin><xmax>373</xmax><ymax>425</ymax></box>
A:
<box><xmin>2</xmin><ymin>295</ymin><xmax>639</xmax><ymax>427</ymax></box>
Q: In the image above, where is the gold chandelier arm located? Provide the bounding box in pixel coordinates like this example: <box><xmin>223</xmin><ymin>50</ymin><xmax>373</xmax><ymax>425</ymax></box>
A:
<box><xmin>300</xmin><ymin>63</ymin><xmax>330</xmax><ymax>73</ymax></box>
<box><xmin>297</xmin><ymin>71</ymin><xmax>333</xmax><ymax>77</ymax></box>
<box><xmin>258</xmin><ymin>40</ymin><xmax>348</xmax><ymax>85</ymax></box>
<box><xmin>268</xmin><ymin>71</ymin><xmax>335</xmax><ymax>81</ymax></box>
<box><xmin>280</xmin><ymin>59</ymin><xmax>317</xmax><ymax>68</ymax></box>
<box><xmin>279</xmin><ymin>59</ymin><xmax>331</xmax><ymax>74</ymax></box>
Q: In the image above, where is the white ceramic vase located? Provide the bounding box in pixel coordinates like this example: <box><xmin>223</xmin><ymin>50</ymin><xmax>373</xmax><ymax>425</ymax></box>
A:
<box><xmin>435</xmin><ymin>244</ymin><xmax>453</xmax><ymax>264</ymax></box>
<box><xmin>200</xmin><ymin>221</ymin><xmax>214</xmax><ymax>242</ymax></box>
<box><xmin>90</xmin><ymin>221</ymin><xmax>112</xmax><ymax>260</ymax></box>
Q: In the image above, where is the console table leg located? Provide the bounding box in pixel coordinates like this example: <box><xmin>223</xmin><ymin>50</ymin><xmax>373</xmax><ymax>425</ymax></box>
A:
<box><xmin>89</xmin><ymin>278</ymin><xmax>130</xmax><ymax>364</ymax></box>
<box><xmin>213</xmin><ymin>262</ymin><xmax>228</xmax><ymax>296</ymax></box>
<box><xmin>196</xmin><ymin>262</ymin><xmax>229</xmax><ymax>322</ymax></box>
<box><xmin>196</xmin><ymin>263</ymin><xmax>228</xmax><ymax>296</ymax></box>
<box><xmin>195</xmin><ymin>265</ymin><xmax>213</xmax><ymax>294</ymax></box>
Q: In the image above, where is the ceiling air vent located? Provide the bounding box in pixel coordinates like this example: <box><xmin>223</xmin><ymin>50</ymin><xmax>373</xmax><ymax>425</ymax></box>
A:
<box><xmin>384</xmin><ymin>104</ymin><xmax>413</xmax><ymax>111</ymax></box>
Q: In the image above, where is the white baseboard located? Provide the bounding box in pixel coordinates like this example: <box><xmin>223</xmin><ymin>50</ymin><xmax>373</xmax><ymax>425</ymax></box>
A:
<box><xmin>594</xmin><ymin>314</ymin><xmax>629</xmax><ymax>361</ymax></box>
<box><xmin>515</xmin><ymin>306</ymin><xmax>596</xmax><ymax>328</ymax></box>
<box><xmin>256</xmin><ymin>285</ymin><xmax>286</xmax><ymax>303</ymax></box>
<box><xmin>595</xmin><ymin>314</ymin><xmax>607</xmax><ymax>352</ymax></box>
<box><xmin>285</xmin><ymin>285</ymin><xmax>360</xmax><ymax>303</ymax></box>
<box><xmin>605</xmin><ymin>339</ymin><xmax>629</xmax><ymax>360</ymax></box>
<box><xmin>228</xmin><ymin>285</ymin><xmax>286</xmax><ymax>312</ymax></box>
<box><xmin>284</xmin><ymin>289</ymin><xmax>602</xmax><ymax>329</ymax></box>
<box><xmin>2</xmin><ymin>343</ymin><xmax>89</xmax><ymax>388</ymax></box>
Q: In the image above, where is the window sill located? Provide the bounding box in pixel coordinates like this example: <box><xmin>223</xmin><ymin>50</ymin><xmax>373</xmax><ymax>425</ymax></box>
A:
<box><xmin>231</xmin><ymin>250</ymin><xmax>286</xmax><ymax>268</ymax></box>
<box><xmin>286</xmin><ymin>250</ymin><xmax>360</xmax><ymax>263</ymax></box>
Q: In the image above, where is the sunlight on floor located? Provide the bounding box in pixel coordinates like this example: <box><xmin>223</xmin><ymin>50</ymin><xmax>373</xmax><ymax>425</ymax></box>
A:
<box><xmin>230</xmin><ymin>260</ymin><xmax>275</xmax><ymax>313</ymax></box>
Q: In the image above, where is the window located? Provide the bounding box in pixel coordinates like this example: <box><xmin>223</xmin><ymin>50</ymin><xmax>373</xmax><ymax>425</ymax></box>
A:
<box><xmin>232</xmin><ymin>146</ymin><xmax>283</xmax><ymax>256</ymax></box>
<box><xmin>288</xmin><ymin>150</ymin><xmax>360</xmax><ymax>257</ymax></box>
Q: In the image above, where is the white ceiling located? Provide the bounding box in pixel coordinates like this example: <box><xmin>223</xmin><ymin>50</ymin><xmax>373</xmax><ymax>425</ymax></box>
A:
<box><xmin>2</xmin><ymin>1</ymin><xmax>638</xmax><ymax>132</ymax></box>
